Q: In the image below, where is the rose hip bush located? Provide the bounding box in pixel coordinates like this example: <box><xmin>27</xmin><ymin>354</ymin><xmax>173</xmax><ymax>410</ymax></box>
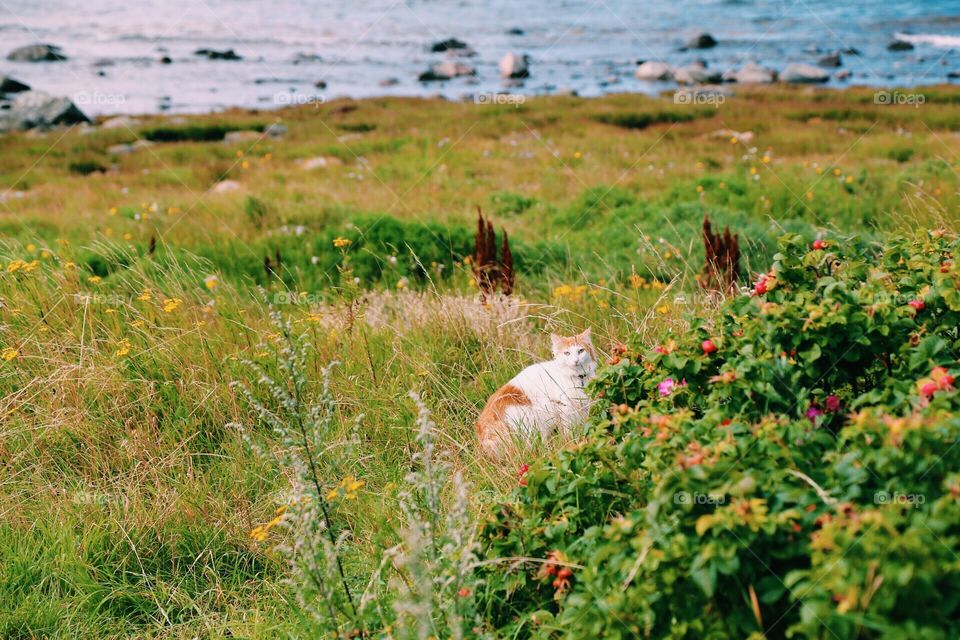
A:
<box><xmin>477</xmin><ymin>232</ymin><xmax>960</xmax><ymax>638</ymax></box>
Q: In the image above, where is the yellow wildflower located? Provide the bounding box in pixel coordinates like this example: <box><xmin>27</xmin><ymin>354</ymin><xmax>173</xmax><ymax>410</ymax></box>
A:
<box><xmin>1</xmin><ymin>348</ymin><xmax>18</xmax><ymax>361</ymax></box>
<box><xmin>114</xmin><ymin>339</ymin><xmax>131</xmax><ymax>357</ymax></box>
<box><xmin>204</xmin><ymin>274</ymin><xmax>219</xmax><ymax>290</ymax></box>
<box><xmin>333</xmin><ymin>237</ymin><xmax>352</xmax><ymax>249</ymax></box>
<box><xmin>137</xmin><ymin>290</ymin><xmax>152</xmax><ymax>301</ymax></box>
<box><xmin>88</xmin><ymin>275</ymin><xmax>102</xmax><ymax>284</ymax></box>
<box><xmin>162</xmin><ymin>298</ymin><xmax>182</xmax><ymax>313</ymax></box>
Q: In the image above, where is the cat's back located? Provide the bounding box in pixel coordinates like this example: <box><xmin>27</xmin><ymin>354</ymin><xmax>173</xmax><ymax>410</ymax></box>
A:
<box><xmin>510</xmin><ymin>360</ymin><xmax>563</xmax><ymax>395</ymax></box>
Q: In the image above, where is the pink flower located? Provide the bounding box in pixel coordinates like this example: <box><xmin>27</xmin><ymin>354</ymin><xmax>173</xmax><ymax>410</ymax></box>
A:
<box><xmin>825</xmin><ymin>395</ymin><xmax>841</xmax><ymax>413</ymax></box>
<box><xmin>658</xmin><ymin>378</ymin><xmax>676</xmax><ymax>397</ymax></box>
<box><xmin>753</xmin><ymin>274</ymin><xmax>768</xmax><ymax>296</ymax></box>
<box><xmin>806</xmin><ymin>405</ymin><xmax>824</xmax><ymax>422</ymax></box>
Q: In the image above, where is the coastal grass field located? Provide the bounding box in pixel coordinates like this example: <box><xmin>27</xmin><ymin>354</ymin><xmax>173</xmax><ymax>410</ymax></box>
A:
<box><xmin>2</xmin><ymin>85</ymin><xmax>960</xmax><ymax>638</ymax></box>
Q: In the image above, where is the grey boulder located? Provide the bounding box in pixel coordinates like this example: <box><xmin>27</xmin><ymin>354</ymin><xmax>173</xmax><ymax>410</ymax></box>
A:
<box><xmin>685</xmin><ymin>33</ymin><xmax>718</xmax><ymax>49</ymax></box>
<box><xmin>780</xmin><ymin>63</ymin><xmax>830</xmax><ymax>83</ymax></box>
<box><xmin>499</xmin><ymin>52</ymin><xmax>530</xmax><ymax>78</ymax></box>
<box><xmin>7</xmin><ymin>43</ymin><xmax>67</xmax><ymax>62</ymax></box>
<box><xmin>0</xmin><ymin>76</ymin><xmax>30</xmax><ymax>93</ymax></box>
<box><xmin>722</xmin><ymin>62</ymin><xmax>777</xmax><ymax>84</ymax></box>
<box><xmin>635</xmin><ymin>61</ymin><xmax>674</xmax><ymax>81</ymax></box>
<box><xmin>674</xmin><ymin>61</ymin><xmax>722</xmax><ymax>85</ymax></box>
<box><xmin>0</xmin><ymin>91</ymin><xmax>90</xmax><ymax>132</ymax></box>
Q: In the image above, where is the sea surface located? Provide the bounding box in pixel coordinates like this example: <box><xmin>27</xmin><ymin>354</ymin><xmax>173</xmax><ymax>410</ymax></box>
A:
<box><xmin>1</xmin><ymin>0</ymin><xmax>960</xmax><ymax>116</ymax></box>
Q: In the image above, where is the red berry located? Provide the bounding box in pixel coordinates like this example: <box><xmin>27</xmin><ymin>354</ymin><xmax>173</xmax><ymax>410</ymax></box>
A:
<box><xmin>812</xmin><ymin>239</ymin><xmax>826</xmax><ymax>250</ymax></box>
<box><xmin>921</xmin><ymin>382</ymin><xmax>938</xmax><ymax>397</ymax></box>
<box><xmin>701</xmin><ymin>339</ymin><xmax>717</xmax><ymax>354</ymax></box>
<box><xmin>941</xmin><ymin>262</ymin><xmax>951</xmax><ymax>273</ymax></box>
<box><xmin>557</xmin><ymin>567</ymin><xmax>573</xmax><ymax>579</ymax></box>
<box><xmin>908</xmin><ymin>300</ymin><xmax>925</xmax><ymax>311</ymax></box>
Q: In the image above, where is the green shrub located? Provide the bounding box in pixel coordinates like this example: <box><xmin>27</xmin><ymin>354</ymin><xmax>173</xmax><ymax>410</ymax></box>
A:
<box><xmin>478</xmin><ymin>231</ymin><xmax>960</xmax><ymax>638</ymax></box>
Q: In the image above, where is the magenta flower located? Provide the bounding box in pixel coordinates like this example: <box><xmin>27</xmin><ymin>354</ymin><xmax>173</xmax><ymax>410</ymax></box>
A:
<box><xmin>825</xmin><ymin>395</ymin><xmax>841</xmax><ymax>413</ymax></box>
<box><xmin>806</xmin><ymin>405</ymin><xmax>824</xmax><ymax>422</ymax></box>
<box><xmin>658</xmin><ymin>378</ymin><xmax>676</xmax><ymax>397</ymax></box>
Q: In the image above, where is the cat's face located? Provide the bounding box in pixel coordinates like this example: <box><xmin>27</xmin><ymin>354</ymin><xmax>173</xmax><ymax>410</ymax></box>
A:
<box><xmin>551</xmin><ymin>328</ymin><xmax>595</xmax><ymax>372</ymax></box>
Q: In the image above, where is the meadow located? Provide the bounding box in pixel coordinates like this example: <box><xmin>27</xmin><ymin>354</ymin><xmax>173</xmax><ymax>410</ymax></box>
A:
<box><xmin>2</xmin><ymin>85</ymin><xmax>960</xmax><ymax>638</ymax></box>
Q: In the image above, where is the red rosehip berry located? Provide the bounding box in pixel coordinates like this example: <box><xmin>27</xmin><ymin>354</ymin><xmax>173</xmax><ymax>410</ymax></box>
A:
<box><xmin>701</xmin><ymin>339</ymin><xmax>717</xmax><ymax>354</ymax></box>
<box><xmin>908</xmin><ymin>299</ymin><xmax>925</xmax><ymax>311</ymax></box>
<box><xmin>812</xmin><ymin>239</ymin><xmax>827</xmax><ymax>250</ymax></box>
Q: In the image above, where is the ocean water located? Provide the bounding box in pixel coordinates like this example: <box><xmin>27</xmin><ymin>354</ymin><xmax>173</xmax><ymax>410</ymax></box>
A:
<box><xmin>1</xmin><ymin>0</ymin><xmax>959</xmax><ymax>115</ymax></box>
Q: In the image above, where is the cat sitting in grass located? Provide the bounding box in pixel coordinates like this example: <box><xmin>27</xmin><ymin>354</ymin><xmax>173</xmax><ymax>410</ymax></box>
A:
<box><xmin>477</xmin><ymin>328</ymin><xmax>596</xmax><ymax>457</ymax></box>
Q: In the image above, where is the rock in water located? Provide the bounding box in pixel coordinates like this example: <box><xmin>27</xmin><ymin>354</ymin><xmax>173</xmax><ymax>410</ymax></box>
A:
<box><xmin>722</xmin><ymin>62</ymin><xmax>777</xmax><ymax>84</ymax></box>
<box><xmin>194</xmin><ymin>48</ymin><xmax>242</xmax><ymax>60</ymax></box>
<box><xmin>818</xmin><ymin>52</ymin><xmax>842</xmax><ymax>67</ymax></box>
<box><xmin>499</xmin><ymin>52</ymin><xmax>530</xmax><ymax>78</ymax></box>
<box><xmin>686</xmin><ymin>33</ymin><xmax>718</xmax><ymax>49</ymax></box>
<box><xmin>0</xmin><ymin>76</ymin><xmax>31</xmax><ymax>93</ymax></box>
<box><xmin>431</xmin><ymin>38</ymin><xmax>469</xmax><ymax>52</ymax></box>
<box><xmin>0</xmin><ymin>91</ymin><xmax>90</xmax><ymax>132</ymax></box>
<box><xmin>7</xmin><ymin>43</ymin><xmax>67</xmax><ymax>62</ymax></box>
<box><xmin>780</xmin><ymin>63</ymin><xmax>830</xmax><ymax>83</ymax></box>
<box><xmin>418</xmin><ymin>60</ymin><xmax>476</xmax><ymax>81</ymax></box>
<box><xmin>674</xmin><ymin>61</ymin><xmax>721</xmax><ymax>85</ymax></box>
<box><xmin>888</xmin><ymin>39</ymin><xmax>914</xmax><ymax>51</ymax></box>
<box><xmin>635</xmin><ymin>61</ymin><xmax>674</xmax><ymax>81</ymax></box>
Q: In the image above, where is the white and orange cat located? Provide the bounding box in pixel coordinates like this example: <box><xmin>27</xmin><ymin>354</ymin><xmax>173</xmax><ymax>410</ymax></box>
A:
<box><xmin>477</xmin><ymin>328</ymin><xmax>596</xmax><ymax>457</ymax></box>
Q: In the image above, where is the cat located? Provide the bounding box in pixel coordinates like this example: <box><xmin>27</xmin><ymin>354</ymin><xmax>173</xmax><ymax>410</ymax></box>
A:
<box><xmin>477</xmin><ymin>328</ymin><xmax>597</xmax><ymax>457</ymax></box>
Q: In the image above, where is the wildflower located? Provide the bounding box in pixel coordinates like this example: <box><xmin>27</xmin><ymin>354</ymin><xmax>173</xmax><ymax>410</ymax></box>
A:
<box><xmin>762</xmin><ymin>155</ymin><xmax>771</xmax><ymax>163</ymax></box>
<box><xmin>806</xmin><ymin>191</ymin><xmax>814</xmax><ymax>201</ymax></box>
<box><xmin>6</xmin><ymin>259</ymin><xmax>27</xmax><ymax>273</ymax></box>
<box><xmin>833</xmin><ymin>168</ymin><xmax>842</xmax><ymax>176</ymax></box>
<box><xmin>64</xmin><ymin>261</ymin><xmax>76</xmax><ymax>270</ymax></box>
<box><xmin>457</xmin><ymin>588</ymin><xmax>471</xmax><ymax>597</ymax></box>
<box><xmin>1</xmin><ymin>348</ymin><xmax>18</xmax><ymax>361</ymax></box>
<box><xmin>825</xmin><ymin>395</ymin><xmax>842</xmax><ymax>412</ymax></box>
<box><xmin>114</xmin><ymin>339</ymin><xmax>131</xmax><ymax>357</ymax></box>
<box><xmin>517</xmin><ymin>464</ymin><xmax>530</xmax><ymax>486</ymax></box>
<box><xmin>204</xmin><ymin>274</ymin><xmax>219</xmax><ymax>290</ymax></box>
<box><xmin>573</xmin><ymin>151</ymin><xmax>582</xmax><ymax>159</ymax></box>
<box><xmin>932</xmin><ymin>366</ymin><xmax>955</xmax><ymax>390</ymax></box>
<box><xmin>656</xmin><ymin>304</ymin><xmax>670</xmax><ymax>315</ymax></box>
<box><xmin>845</xmin><ymin>175</ymin><xmax>854</xmax><ymax>184</ymax></box>
<box><xmin>696</xmin><ymin>185</ymin><xmax>704</xmax><ymax>193</ymax></box>
<box><xmin>333</xmin><ymin>237</ymin><xmax>352</xmax><ymax>249</ymax></box>
<box><xmin>806</xmin><ymin>405</ymin><xmax>824</xmax><ymax>422</ymax></box>
<box><xmin>137</xmin><ymin>290</ymin><xmax>152</xmax><ymax>301</ymax></box>
<box><xmin>88</xmin><ymin>275</ymin><xmax>102</xmax><ymax>284</ymax></box>
<box><xmin>397</xmin><ymin>277</ymin><xmax>409</xmax><ymax>290</ymax></box>
<box><xmin>162</xmin><ymin>298</ymin><xmax>182</xmax><ymax>313</ymax></box>
<box><xmin>658</xmin><ymin>378</ymin><xmax>676</xmax><ymax>397</ymax></box>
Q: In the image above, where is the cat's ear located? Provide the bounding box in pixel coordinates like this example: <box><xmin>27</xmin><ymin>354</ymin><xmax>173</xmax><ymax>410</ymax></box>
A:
<box><xmin>579</xmin><ymin>327</ymin><xmax>592</xmax><ymax>343</ymax></box>
<box><xmin>550</xmin><ymin>333</ymin><xmax>564</xmax><ymax>354</ymax></box>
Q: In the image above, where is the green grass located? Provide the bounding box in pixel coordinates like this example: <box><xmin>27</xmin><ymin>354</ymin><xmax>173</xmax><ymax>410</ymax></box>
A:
<box><xmin>1</xmin><ymin>85</ymin><xmax>959</xmax><ymax>637</ymax></box>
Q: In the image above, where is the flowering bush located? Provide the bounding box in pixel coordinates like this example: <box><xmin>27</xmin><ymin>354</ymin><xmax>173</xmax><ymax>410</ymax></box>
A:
<box><xmin>478</xmin><ymin>231</ymin><xmax>960</xmax><ymax>638</ymax></box>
